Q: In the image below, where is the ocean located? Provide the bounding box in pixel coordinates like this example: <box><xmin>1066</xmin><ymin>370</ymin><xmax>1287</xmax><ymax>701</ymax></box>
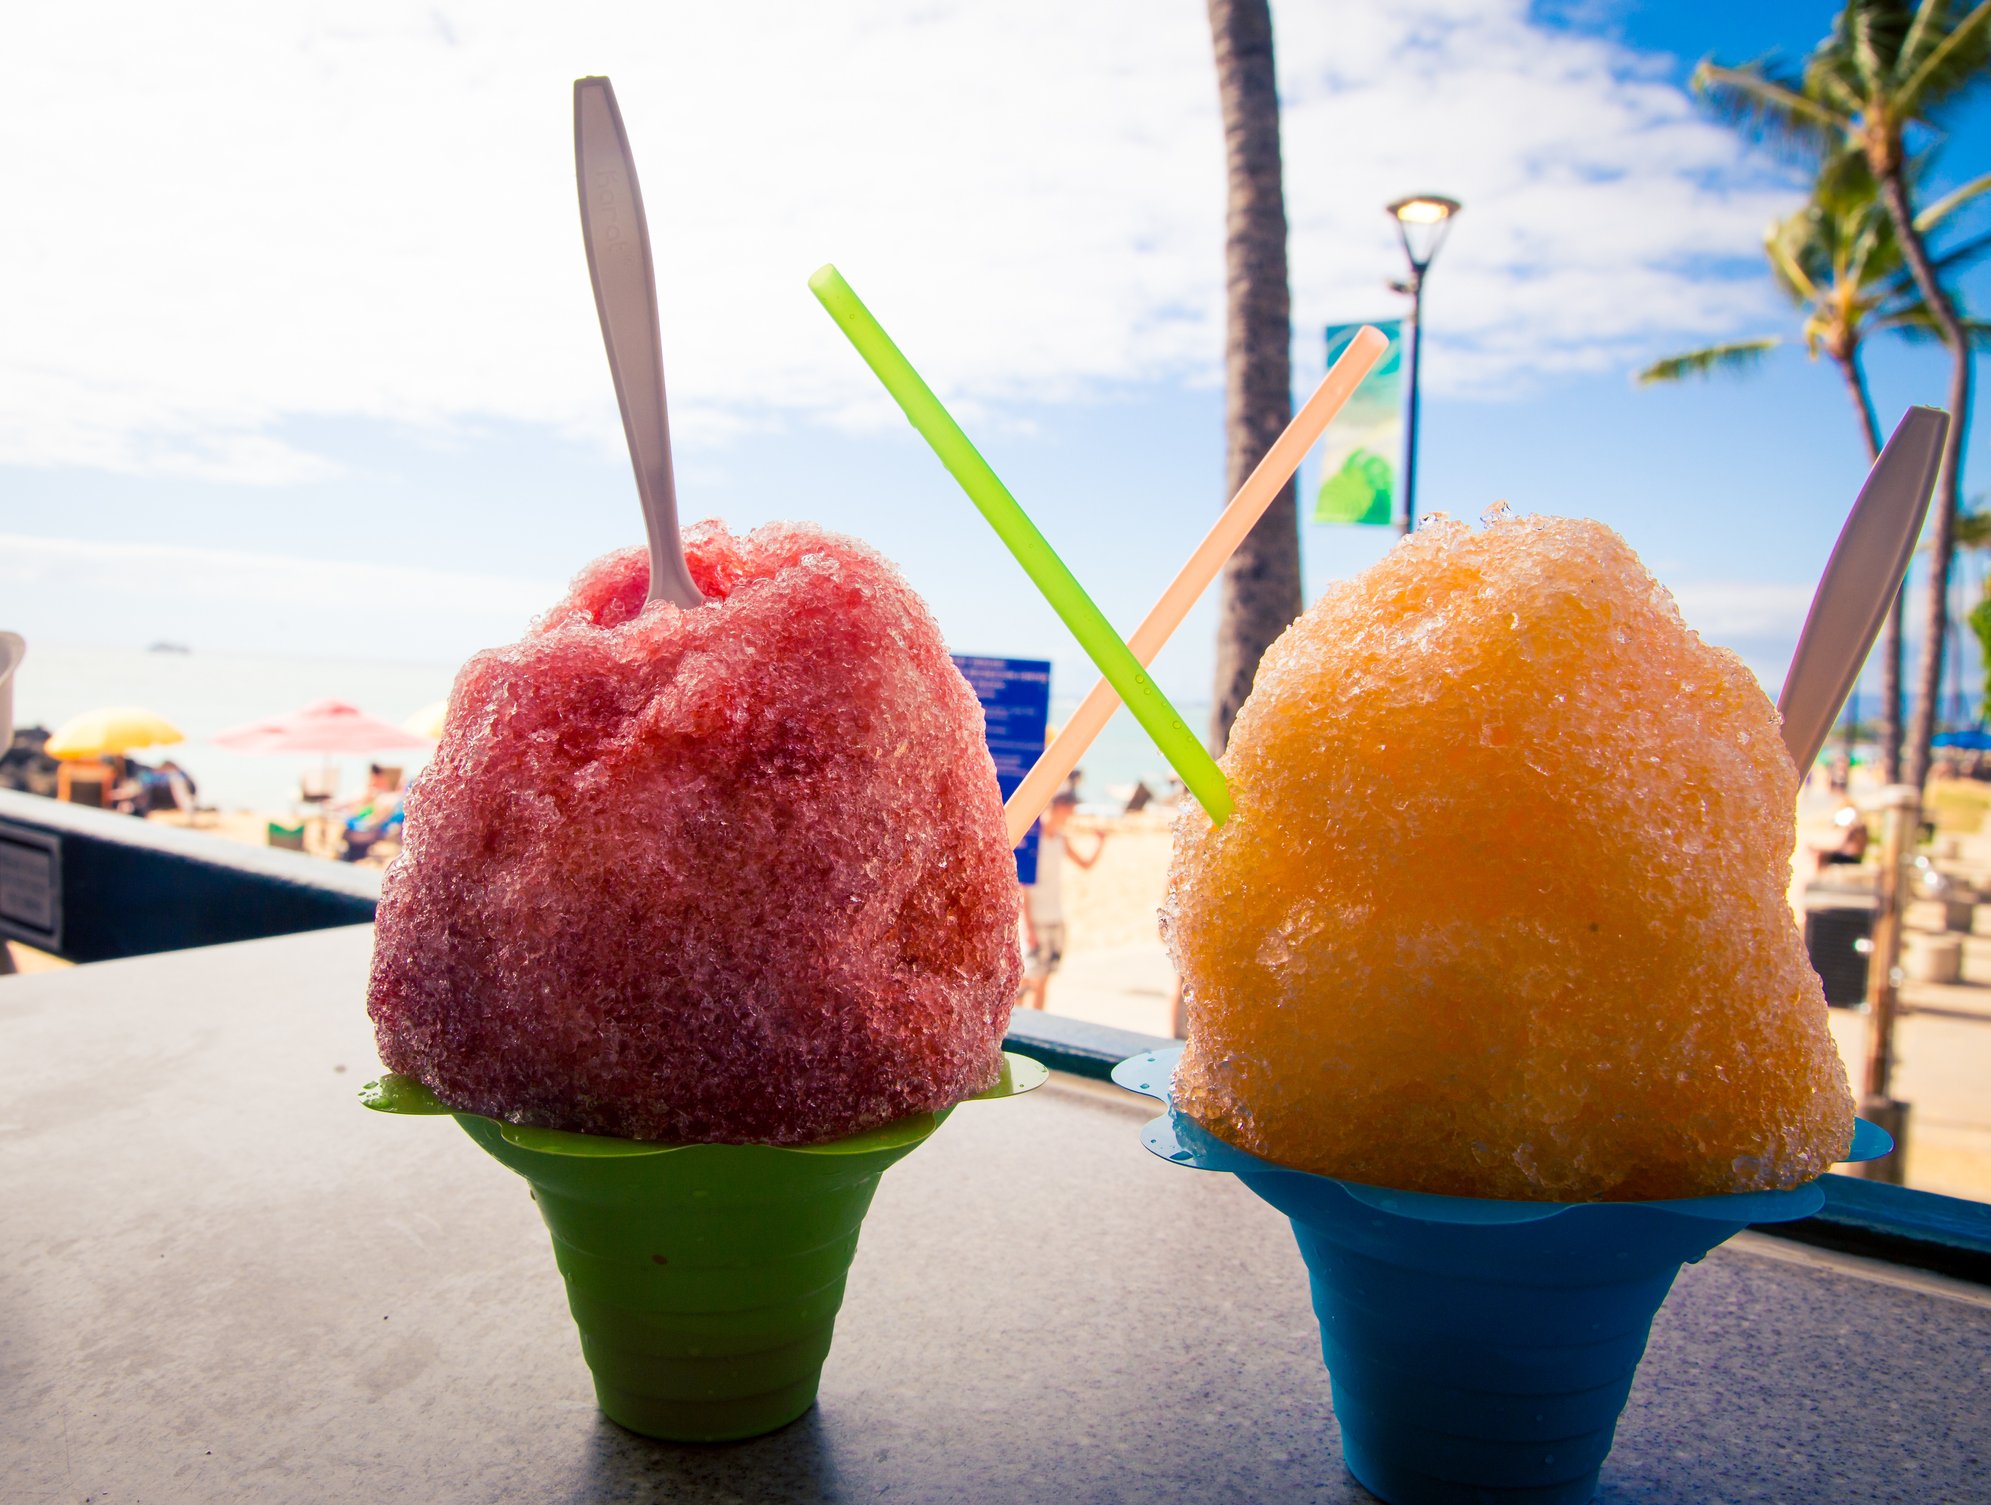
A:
<box><xmin>8</xmin><ymin>643</ymin><xmax>1196</xmax><ymax>815</ymax></box>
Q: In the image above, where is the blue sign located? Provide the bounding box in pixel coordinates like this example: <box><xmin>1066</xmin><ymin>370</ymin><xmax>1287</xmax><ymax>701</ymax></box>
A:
<box><xmin>952</xmin><ymin>655</ymin><xmax>1051</xmax><ymax>885</ymax></box>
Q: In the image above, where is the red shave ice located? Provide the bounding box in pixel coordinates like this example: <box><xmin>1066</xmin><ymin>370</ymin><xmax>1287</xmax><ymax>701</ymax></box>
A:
<box><xmin>366</xmin><ymin>521</ymin><xmax>1021</xmax><ymax>1145</ymax></box>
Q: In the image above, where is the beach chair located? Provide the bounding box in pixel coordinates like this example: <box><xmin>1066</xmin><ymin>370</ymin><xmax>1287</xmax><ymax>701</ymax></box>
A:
<box><xmin>340</xmin><ymin>804</ymin><xmax>405</xmax><ymax>864</ymax></box>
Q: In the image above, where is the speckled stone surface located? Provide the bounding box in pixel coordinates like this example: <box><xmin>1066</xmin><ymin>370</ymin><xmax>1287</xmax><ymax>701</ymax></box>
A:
<box><xmin>1</xmin><ymin>926</ymin><xmax>1986</xmax><ymax>1505</ymax></box>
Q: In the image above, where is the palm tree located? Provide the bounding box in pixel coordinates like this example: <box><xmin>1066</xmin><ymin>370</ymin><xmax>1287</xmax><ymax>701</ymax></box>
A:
<box><xmin>1206</xmin><ymin>0</ymin><xmax>1300</xmax><ymax>751</ymax></box>
<box><xmin>1952</xmin><ymin>504</ymin><xmax>1991</xmax><ymax>719</ymax></box>
<box><xmin>1695</xmin><ymin>0</ymin><xmax>1991</xmax><ymax>791</ymax></box>
<box><xmin>1638</xmin><ymin>164</ymin><xmax>1991</xmax><ymax>779</ymax></box>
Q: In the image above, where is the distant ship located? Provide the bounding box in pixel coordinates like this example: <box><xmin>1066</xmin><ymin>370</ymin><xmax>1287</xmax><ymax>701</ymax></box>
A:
<box><xmin>147</xmin><ymin>641</ymin><xmax>192</xmax><ymax>654</ymax></box>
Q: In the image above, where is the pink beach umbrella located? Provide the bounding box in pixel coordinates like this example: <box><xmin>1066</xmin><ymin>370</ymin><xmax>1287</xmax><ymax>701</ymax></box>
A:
<box><xmin>212</xmin><ymin>698</ymin><xmax>431</xmax><ymax>758</ymax></box>
<box><xmin>213</xmin><ymin>698</ymin><xmax>431</xmax><ymax>813</ymax></box>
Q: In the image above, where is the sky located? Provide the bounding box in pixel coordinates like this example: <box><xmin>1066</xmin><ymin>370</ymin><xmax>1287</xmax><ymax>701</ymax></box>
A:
<box><xmin>4</xmin><ymin>0</ymin><xmax>1990</xmax><ymax>722</ymax></box>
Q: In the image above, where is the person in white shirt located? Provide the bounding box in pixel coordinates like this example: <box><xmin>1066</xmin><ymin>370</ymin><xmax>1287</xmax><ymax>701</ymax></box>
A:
<box><xmin>1018</xmin><ymin>790</ymin><xmax>1106</xmax><ymax>1011</ymax></box>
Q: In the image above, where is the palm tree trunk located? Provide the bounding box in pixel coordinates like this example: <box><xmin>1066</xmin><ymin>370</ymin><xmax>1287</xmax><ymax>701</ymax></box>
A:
<box><xmin>1837</xmin><ymin>349</ymin><xmax>1883</xmax><ymax>459</ymax></box>
<box><xmin>1206</xmin><ymin>0</ymin><xmax>1300</xmax><ymax>752</ymax></box>
<box><xmin>1877</xmin><ymin>170</ymin><xmax>1973</xmax><ymax>792</ymax></box>
<box><xmin>1836</xmin><ymin>350</ymin><xmax>1903</xmax><ymax>780</ymax></box>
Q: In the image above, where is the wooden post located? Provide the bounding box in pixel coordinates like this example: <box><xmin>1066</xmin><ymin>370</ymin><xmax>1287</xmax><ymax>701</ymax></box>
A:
<box><xmin>1854</xmin><ymin>784</ymin><xmax>1919</xmax><ymax>1183</ymax></box>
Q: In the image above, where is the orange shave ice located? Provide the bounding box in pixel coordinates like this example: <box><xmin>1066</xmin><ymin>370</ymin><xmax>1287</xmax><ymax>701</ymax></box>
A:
<box><xmin>1164</xmin><ymin>509</ymin><xmax>1856</xmax><ymax>1202</ymax></box>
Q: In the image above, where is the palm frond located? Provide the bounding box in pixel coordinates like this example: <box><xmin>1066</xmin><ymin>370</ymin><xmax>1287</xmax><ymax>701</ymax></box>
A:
<box><xmin>1916</xmin><ymin>169</ymin><xmax>1991</xmax><ymax>230</ymax></box>
<box><xmin>1930</xmin><ymin>226</ymin><xmax>1991</xmax><ymax>273</ymax></box>
<box><xmin>1766</xmin><ymin>215</ymin><xmax>1826</xmax><ymax>303</ymax></box>
<box><xmin>1871</xmin><ymin>229</ymin><xmax>1991</xmax><ymax>323</ymax></box>
<box><xmin>1813</xmin><ymin>4</ymin><xmax>1910</xmax><ymax>101</ymax></box>
<box><xmin>1846</xmin><ymin>210</ymin><xmax>1893</xmax><ymax>283</ymax></box>
<box><xmin>1876</xmin><ymin>302</ymin><xmax>1944</xmax><ymax>337</ymax></box>
<box><xmin>1898</xmin><ymin>0</ymin><xmax>1991</xmax><ymax>114</ymax></box>
<box><xmin>1953</xmin><ymin>504</ymin><xmax>1991</xmax><ymax>551</ymax></box>
<box><xmin>1811</xmin><ymin>61</ymin><xmax>1870</xmax><ymax>117</ymax></box>
<box><xmin>1876</xmin><ymin>310</ymin><xmax>1991</xmax><ymax>346</ymax></box>
<box><xmin>1782</xmin><ymin>168</ymin><xmax>1907</xmax><ymax>298</ymax></box>
<box><xmin>1691</xmin><ymin>61</ymin><xmax>1845</xmax><ymax>159</ymax></box>
<box><xmin>1834</xmin><ymin>177</ymin><xmax>1899</xmax><ymax>276</ymax></box>
<box><xmin>1812</xmin><ymin>152</ymin><xmax>1991</xmax><ymax>293</ymax></box>
<box><xmin>1902</xmin><ymin>0</ymin><xmax>1950</xmax><ymax>77</ymax></box>
<box><xmin>1848</xmin><ymin>2</ymin><xmax>1893</xmax><ymax>93</ymax></box>
<box><xmin>1635</xmin><ymin>340</ymin><xmax>1781</xmax><ymax>385</ymax></box>
<box><xmin>1813</xmin><ymin>146</ymin><xmax>1879</xmax><ymax>211</ymax></box>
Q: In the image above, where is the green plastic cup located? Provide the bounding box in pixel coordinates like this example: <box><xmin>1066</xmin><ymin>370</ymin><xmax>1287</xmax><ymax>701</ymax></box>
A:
<box><xmin>363</xmin><ymin>1054</ymin><xmax>1044</xmax><ymax>1441</ymax></box>
<box><xmin>458</xmin><ymin>1113</ymin><xmax>925</xmax><ymax>1439</ymax></box>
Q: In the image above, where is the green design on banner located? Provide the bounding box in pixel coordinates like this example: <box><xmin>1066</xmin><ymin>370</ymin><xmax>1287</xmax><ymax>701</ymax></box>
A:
<box><xmin>1315</xmin><ymin>448</ymin><xmax>1395</xmax><ymax>526</ymax></box>
<box><xmin>1312</xmin><ymin>319</ymin><xmax>1404</xmax><ymax>527</ymax></box>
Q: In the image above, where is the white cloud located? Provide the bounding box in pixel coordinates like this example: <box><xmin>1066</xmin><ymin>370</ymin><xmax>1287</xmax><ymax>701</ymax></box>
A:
<box><xmin>1669</xmin><ymin>581</ymin><xmax>1818</xmax><ymax>642</ymax></box>
<box><xmin>0</xmin><ymin>533</ymin><xmax>561</xmax><ymax>663</ymax></box>
<box><xmin>1275</xmin><ymin>3</ymin><xmax>1792</xmax><ymax>393</ymax></box>
<box><xmin>1</xmin><ymin>0</ymin><xmax>1792</xmax><ymax>481</ymax></box>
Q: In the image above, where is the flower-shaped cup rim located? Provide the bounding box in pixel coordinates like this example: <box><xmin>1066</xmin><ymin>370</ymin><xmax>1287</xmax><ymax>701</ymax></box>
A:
<box><xmin>361</xmin><ymin>1049</ymin><xmax>1046</xmax><ymax>1160</ymax></box>
<box><xmin>1112</xmin><ymin>1044</ymin><xmax>1889</xmax><ymax>1227</ymax></box>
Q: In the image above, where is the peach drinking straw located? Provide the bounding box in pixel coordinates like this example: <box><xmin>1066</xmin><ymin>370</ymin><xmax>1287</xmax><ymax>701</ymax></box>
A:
<box><xmin>1002</xmin><ymin>326</ymin><xmax>1388</xmax><ymax>846</ymax></box>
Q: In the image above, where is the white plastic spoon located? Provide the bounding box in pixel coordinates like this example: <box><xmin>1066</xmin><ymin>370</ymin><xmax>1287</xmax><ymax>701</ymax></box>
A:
<box><xmin>1778</xmin><ymin>406</ymin><xmax>1948</xmax><ymax>778</ymax></box>
<box><xmin>574</xmin><ymin>77</ymin><xmax>705</xmax><ymax>608</ymax></box>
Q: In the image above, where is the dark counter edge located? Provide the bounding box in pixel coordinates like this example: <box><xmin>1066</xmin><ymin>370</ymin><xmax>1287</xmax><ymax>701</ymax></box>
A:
<box><xmin>5</xmin><ymin>788</ymin><xmax>1987</xmax><ymax>1285</ymax></box>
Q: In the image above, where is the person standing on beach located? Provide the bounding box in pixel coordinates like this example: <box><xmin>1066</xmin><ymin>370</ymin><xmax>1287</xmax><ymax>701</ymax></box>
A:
<box><xmin>1018</xmin><ymin>790</ymin><xmax>1106</xmax><ymax>1011</ymax></box>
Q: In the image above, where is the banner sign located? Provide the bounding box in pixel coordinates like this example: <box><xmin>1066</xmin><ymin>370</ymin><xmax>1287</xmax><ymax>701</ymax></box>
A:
<box><xmin>1314</xmin><ymin>318</ymin><xmax>1404</xmax><ymax>527</ymax></box>
<box><xmin>952</xmin><ymin>655</ymin><xmax>1051</xmax><ymax>884</ymax></box>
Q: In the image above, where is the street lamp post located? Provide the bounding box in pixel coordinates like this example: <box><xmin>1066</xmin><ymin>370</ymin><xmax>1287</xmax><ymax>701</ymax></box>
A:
<box><xmin>1387</xmin><ymin>194</ymin><xmax>1461</xmax><ymax>535</ymax></box>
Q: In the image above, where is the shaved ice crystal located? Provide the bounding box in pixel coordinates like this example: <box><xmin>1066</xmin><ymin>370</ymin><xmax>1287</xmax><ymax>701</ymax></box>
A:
<box><xmin>1164</xmin><ymin>510</ymin><xmax>1856</xmax><ymax>1201</ymax></box>
<box><xmin>367</xmin><ymin>521</ymin><xmax>1021</xmax><ymax>1145</ymax></box>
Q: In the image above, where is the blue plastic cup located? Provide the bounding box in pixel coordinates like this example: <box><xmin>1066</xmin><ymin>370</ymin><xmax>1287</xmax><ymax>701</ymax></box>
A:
<box><xmin>1244</xmin><ymin>1170</ymin><xmax>1742</xmax><ymax>1505</ymax></box>
<box><xmin>1110</xmin><ymin>1048</ymin><xmax>1890</xmax><ymax>1505</ymax></box>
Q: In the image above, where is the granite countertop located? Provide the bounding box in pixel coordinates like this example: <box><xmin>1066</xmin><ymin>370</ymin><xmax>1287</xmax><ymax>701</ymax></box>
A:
<box><xmin>2</xmin><ymin>926</ymin><xmax>1986</xmax><ymax>1504</ymax></box>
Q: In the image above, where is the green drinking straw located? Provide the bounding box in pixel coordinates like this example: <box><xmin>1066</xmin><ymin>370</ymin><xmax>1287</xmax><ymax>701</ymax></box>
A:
<box><xmin>808</xmin><ymin>264</ymin><xmax>1234</xmax><ymax>825</ymax></box>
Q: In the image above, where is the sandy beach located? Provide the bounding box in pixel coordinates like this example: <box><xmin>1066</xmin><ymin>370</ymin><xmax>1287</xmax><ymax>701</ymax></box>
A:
<box><xmin>148</xmin><ymin>805</ymin><xmax>359</xmax><ymax>859</ymax></box>
<box><xmin>1058</xmin><ymin>809</ymin><xmax>1176</xmax><ymax>950</ymax></box>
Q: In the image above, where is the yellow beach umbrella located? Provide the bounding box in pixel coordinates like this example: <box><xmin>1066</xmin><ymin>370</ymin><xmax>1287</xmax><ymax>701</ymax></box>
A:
<box><xmin>402</xmin><ymin>700</ymin><xmax>449</xmax><ymax>741</ymax></box>
<box><xmin>45</xmin><ymin>706</ymin><xmax>184</xmax><ymax>761</ymax></box>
